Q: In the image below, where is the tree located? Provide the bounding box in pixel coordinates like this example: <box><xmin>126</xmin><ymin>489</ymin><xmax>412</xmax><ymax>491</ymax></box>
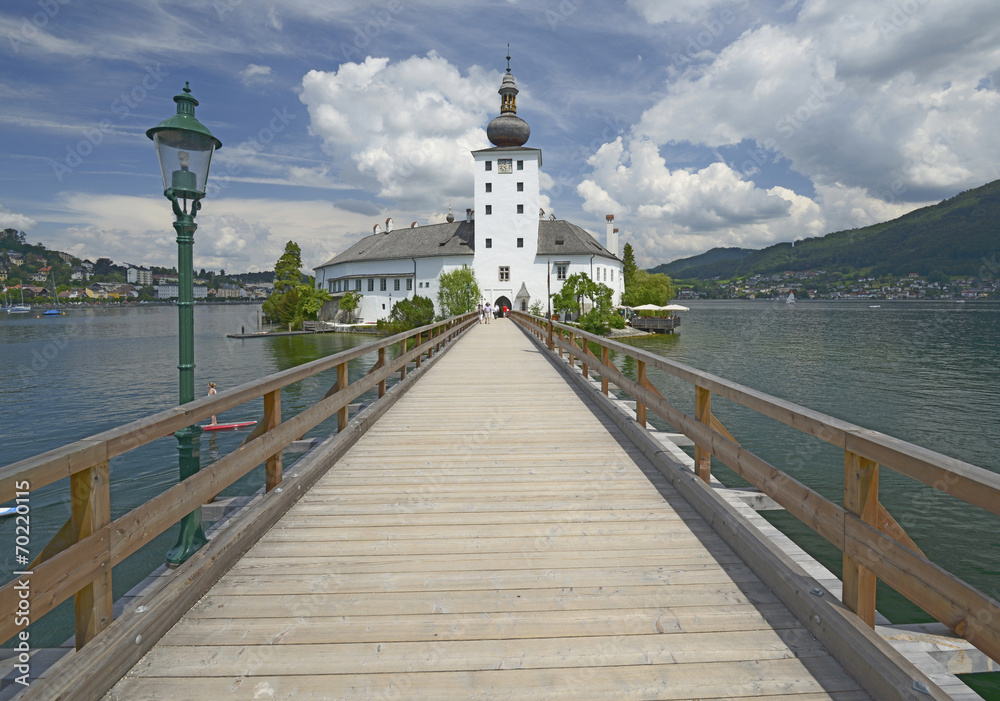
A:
<box><xmin>623</xmin><ymin>270</ymin><xmax>675</xmax><ymax>306</ymax></box>
<box><xmin>377</xmin><ymin>295</ymin><xmax>435</xmax><ymax>335</ymax></box>
<box><xmin>338</xmin><ymin>290</ymin><xmax>363</xmax><ymax>322</ymax></box>
<box><xmin>274</xmin><ymin>241</ymin><xmax>304</xmax><ymax>293</ymax></box>
<box><xmin>437</xmin><ymin>265</ymin><xmax>481</xmax><ymax>317</ymax></box>
<box><xmin>622</xmin><ymin>243</ymin><xmax>638</xmax><ymax>290</ymax></box>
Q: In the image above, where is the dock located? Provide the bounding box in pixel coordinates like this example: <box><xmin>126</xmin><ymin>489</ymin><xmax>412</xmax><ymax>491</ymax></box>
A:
<box><xmin>3</xmin><ymin>313</ymin><xmax>998</xmax><ymax>699</ymax></box>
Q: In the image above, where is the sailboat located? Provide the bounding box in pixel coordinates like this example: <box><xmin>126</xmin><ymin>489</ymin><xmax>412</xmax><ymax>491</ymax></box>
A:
<box><xmin>785</xmin><ymin>291</ymin><xmax>796</xmax><ymax>305</ymax></box>
<box><xmin>6</xmin><ymin>285</ymin><xmax>30</xmax><ymax>314</ymax></box>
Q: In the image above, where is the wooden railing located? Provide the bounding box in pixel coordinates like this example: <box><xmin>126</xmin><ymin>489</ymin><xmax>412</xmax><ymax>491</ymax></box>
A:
<box><xmin>0</xmin><ymin>313</ymin><xmax>476</xmax><ymax>651</ymax></box>
<box><xmin>514</xmin><ymin>311</ymin><xmax>1000</xmax><ymax>664</ymax></box>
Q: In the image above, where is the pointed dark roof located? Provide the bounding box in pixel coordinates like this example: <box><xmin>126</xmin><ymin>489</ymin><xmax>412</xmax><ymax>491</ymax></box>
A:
<box><xmin>317</xmin><ymin>221</ymin><xmax>475</xmax><ymax>267</ymax></box>
<box><xmin>537</xmin><ymin>220</ymin><xmax>618</xmax><ymax>259</ymax></box>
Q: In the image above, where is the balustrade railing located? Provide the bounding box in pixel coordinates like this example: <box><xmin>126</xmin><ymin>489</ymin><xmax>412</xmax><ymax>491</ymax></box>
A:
<box><xmin>514</xmin><ymin>310</ymin><xmax>1000</xmax><ymax>664</ymax></box>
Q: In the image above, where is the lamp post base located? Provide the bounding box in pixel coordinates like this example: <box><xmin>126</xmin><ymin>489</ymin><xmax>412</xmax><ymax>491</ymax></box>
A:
<box><xmin>166</xmin><ymin>424</ymin><xmax>208</xmax><ymax>567</ymax></box>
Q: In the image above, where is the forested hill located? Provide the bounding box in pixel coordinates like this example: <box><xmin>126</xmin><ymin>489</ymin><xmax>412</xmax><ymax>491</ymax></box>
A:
<box><xmin>649</xmin><ymin>247</ymin><xmax>754</xmax><ymax>277</ymax></box>
<box><xmin>655</xmin><ymin>179</ymin><xmax>1000</xmax><ymax>280</ymax></box>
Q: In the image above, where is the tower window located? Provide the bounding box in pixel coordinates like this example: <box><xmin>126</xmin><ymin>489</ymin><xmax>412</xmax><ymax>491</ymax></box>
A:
<box><xmin>517</xmin><ymin>238</ymin><xmax>523</xmax><ymax>248</ymax></box>
<box><xmin>368</xmin><ymin>278</ymin><xmax>374</xmax><ymax>291</ymax></box>
<box><xmin>485</xmin><ymin>161</ymin><xmax>492</xmax><ymax>171</ymax></box>
<box><xmin>517</xmin><ymin>182</ymin><xmax>523</xmax><ymax>192</ymax></box>
<box><xmin>380</xmin><ymin>278</ymin><xmax>387</xmax><ymax>291</ymax></box>
<box><xmin>355</xmin><ymin>279</ymin><xmax>362</xmax><ymax>291</ymax></box>
<box><xmin>517</xmin><ymin>204</ymin><xmax>524</xmax><ymax>214</ymax></box>
<box><xmin>394</xmin><ymin>279</ymin><xmax>400</xmax><ymax>291</ymax></box>
<box><xmin>485</xmin><ymin>183</ymin><xmax>492</xmax><ymax>193</ymax></box>
<box><xmin>485</xmin><ymin>205</ymin><xmax>492</xmax><ymax>215</ymax></box>
<box><xmin>485</xmin><ymin>238</ymin><xmax>492</xmax><ymax>248</ymax></box>
<box><xmin>499</xmin><ymin>266</ymin><xmax>510</xmax><ymax>282</ymax></box>
<box><xmin>517</xmin><ymin>160</ymin><xmax>523</xmax><ymax>170</ymax></box>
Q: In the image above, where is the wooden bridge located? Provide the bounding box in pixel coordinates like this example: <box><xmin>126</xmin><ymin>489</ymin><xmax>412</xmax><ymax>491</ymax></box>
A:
<box><xmin>2</xmin><ymin>313</ymin><xmax>999</xmax><ymax>699</ymax></box>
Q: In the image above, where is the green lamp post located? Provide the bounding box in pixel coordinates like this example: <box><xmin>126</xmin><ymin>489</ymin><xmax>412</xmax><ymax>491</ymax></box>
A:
<box><xmin>147</xmin><ymin>82</ymin><xmax>222</xmax><ymax>566</ymax></box>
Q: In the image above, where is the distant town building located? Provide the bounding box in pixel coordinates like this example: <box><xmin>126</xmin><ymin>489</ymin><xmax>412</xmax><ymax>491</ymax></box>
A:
<box><xmin>127</xmin><ymin>267</ymin><xmax>153</xmax><ymax>286</ymax></box>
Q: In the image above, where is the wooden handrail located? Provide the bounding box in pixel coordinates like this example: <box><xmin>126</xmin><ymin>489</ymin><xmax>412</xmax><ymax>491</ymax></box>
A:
<box><xmin>511</xmin><ymin>311</ymin><xmax>1000</xmax><ymax>663</ymax></box>
<box><xmin>0</xmin><ymin>313</ymin><xmax>477</xmax><ymax>650</ymax></box>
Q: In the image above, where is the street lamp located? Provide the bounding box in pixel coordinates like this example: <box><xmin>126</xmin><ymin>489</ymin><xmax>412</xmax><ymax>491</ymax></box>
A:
<box><xmin>147</xmin><ymin>82</ymin><xmax>222</xmax><ymax>566</ymax></box>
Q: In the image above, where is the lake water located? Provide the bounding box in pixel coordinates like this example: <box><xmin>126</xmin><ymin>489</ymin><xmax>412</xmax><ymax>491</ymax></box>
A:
<box><xmin>1</xmin><ymin>302</ymin><xmax>998</xmax><ymax>687</ymax></box>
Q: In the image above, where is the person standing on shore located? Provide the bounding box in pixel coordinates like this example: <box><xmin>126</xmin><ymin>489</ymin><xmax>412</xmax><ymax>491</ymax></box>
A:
<box><xmin>207</xmin><ymin>382</ymin><xmax>218</xmax><ymax>426</ymax></box>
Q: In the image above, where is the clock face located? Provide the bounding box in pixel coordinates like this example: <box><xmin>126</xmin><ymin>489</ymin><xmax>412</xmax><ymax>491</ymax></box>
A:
<box><xmin>498</xmin><ymin>158</ymin><xmax>513</xmax><ymax>174</ymax></box>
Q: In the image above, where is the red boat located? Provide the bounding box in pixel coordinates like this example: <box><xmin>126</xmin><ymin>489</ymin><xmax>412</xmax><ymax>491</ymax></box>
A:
<box><xmin>201</xmin><ymin>420</ymin><xmax>257</xmax><ymax>431</ymax></box>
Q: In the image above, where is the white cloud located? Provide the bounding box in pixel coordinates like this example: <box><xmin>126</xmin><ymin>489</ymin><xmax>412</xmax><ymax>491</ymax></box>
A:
<box><xmin>239</xmin><ymin>64</ymin><xmax>273</xmax><ymax>88</ymax></box>
<box><xmin>0</xmin><ymin>204</ymin><xmax>37</xmax><ymax>231</ymax></box>
<box><xmin>42</xmin><ymin>193</ymin><xmax>374</xmax><ymax>272</ymax></box>
<box><xmin>299</xmin><ymin>52</ymin><xmax>498</xmax><ymax>208</ymax></box>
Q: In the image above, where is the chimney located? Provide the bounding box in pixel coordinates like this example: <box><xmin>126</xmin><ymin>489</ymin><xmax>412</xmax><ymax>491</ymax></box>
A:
<box><xmin>411</xmin><ymin>221</ymin><xmax>417</xmax><ymax>228</ymax></box>
<box><xmin>466</xmin><ymin>208</ymin><xmax>473</xmax><ymax>223</ymax></box>
<box><xmin>373</xmin><ymin>223</ymin><xmax>382</xmax><ymax>234</ymax></box>
<box><xmin>385</xmin><ymin>218</ymin><xmax>393</xmax><ymax>233</ymax></box>
<box><xmin>606</xmin><ymin>214</ymin><xmax>618</xmax><ymax>257</ymax></box>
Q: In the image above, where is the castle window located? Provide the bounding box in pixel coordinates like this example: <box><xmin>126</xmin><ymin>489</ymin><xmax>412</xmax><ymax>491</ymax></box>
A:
<box><xmin>556</xmin><ymin>264</ymin><xmax>568</xmax><ymax>280</ymax></box>
<box><xmin>517</xmin><ymin>182</ymin><xmax>523</xmax><ymax>192</ymax></box>
<box><xmin>517</xmin><ymin>238</ymin><xmax>523</xmax><ymax>248</ymax></box>
<box><xmin>485</xmin><ymin>205</ymin><xmax>492</xmax><ymax>215</ymax></box>
<box><xmin>368</xmin><ymin>278</ymin><xmax>374</xmax><ymax>291</ymax></box>
<box><xmin>380</xmin><ymin>278</ymin><xmax>387</xmax><ymax>291</ymax></box>
<box><xmin>355</xmin><ymin>279</ymin><xmax>362</xmax><ymax>291</ymax></box>
<box><xmin>485</xmin><ymin>238</ymin><xmax>492</xmax><ymax>248</ymax></box>
<box><xmin>485</xmin><ymin>161</ymin><xmax>492</xmax><ymax>171</ymax></box>
<box><xmin>407</xmin><ymin>278</ymin><xmax>413</xmax><ymax>290</ymax></box>
<box><xmin>517</xmin><ymin>204</ymin><xmax>524</xmax><ymax>214</ymax></box>
<box><xmin>499</xmin><ymin>266</ymin><xmax>510</xmax><ymax>282</ymax></box>
<box><xmin>394</xmin><ymin>279</ymin><xmax>400</xmax><ymax>291</ymax></box>
<box><xmin>517</xmin><ymin>160</ymin><xmax>523</xmax><ymax>170</ymax></box>
<box><xmin>485</xmin><ymin>183</ymin><xmax>492</xmax><ymax>193</ymax></box>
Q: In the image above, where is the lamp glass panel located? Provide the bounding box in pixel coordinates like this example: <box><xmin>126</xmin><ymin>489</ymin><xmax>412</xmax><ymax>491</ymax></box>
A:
<box><xmin>153</xmin><ymin>130</ymin><xmax>216</xmax><ymax>195</ymax></box>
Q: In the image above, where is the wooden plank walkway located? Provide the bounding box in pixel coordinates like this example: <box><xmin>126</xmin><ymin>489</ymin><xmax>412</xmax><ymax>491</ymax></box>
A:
<box><xmin>106</xmin><ymin>319</ymin><xmax>870</xmax><ymax>700</ymax></box>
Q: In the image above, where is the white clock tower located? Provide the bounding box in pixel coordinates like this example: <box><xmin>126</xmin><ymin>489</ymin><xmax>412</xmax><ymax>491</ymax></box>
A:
<box><xmin>472</xmin><ymin>52</ymin><xmax>543</xmax><ymax>312</ymax></box>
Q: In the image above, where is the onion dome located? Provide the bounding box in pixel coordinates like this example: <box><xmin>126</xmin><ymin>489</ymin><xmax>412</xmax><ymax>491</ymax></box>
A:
<box><xmin>446</xmin><ymin>205</ymin><xmax>455</xmax><ymax>223</ymax></box>
<box><xmin>486</xmin><ymin>50</ymin><xmax>530</xmax><ymax>147</ymax></box>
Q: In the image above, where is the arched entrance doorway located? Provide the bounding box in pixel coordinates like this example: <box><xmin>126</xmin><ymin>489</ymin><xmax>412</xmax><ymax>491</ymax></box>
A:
<box><xmin>494</xmin><ymin>295</ymin><xmax>512</xmax><ymax>317</ymax></box>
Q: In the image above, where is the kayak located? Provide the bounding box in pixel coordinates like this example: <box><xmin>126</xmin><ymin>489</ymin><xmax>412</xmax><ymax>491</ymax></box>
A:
<box><xmin>201</xmin><ymin>420</ymin><xmax>257</xmax><ymax>431</ymax></box>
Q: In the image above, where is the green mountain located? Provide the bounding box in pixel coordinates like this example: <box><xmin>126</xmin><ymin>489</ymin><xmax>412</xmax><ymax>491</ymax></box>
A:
<box><xmin>660</xmin><ymin>179</ymin><xmax>1000</xmax><ymax>280</ymax></box>
<box><xmin>649</xmin><ymin>247</ymin><xmax>755</xmax><ymax>277</ymax></box>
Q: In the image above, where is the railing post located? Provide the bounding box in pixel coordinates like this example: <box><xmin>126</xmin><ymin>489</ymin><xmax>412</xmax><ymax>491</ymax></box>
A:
<box><xmin>567</xmin><ymin>331</ymin><xmax>574</xmax><ymax>366</ymax></box>
<box><xmin>601</xmin><ymin>345</ymin><xmax>609</xmax><ymax>395</ymax></box>
<box><xmin>636</xmin><ymin>360</ymin><xmax>647</xmax><ymax>428</ymax></box>
<box><xmin>581</xmin><ymin>338</ymin><xmax>589</xmax><ymax>380</ymax></box>
<box><xmin>547</xmin><ymin>317</ymin><xmax>554</xmax><ymax>351</ymax></box>
<box><xmin>694</xmin><ymin>385</ymin><xmax>711</xmax><ymax>482</ymax></box>
<box><xmin>415</xmin><ymin>332</ymin><xmax>423</xmax><ymax>368</ymax></box>
<box><xmin>400</xmin><ymin>338</ymin><xmax>408</xmax><ymax>381</ymax></box>
<box><xmin>264</xmin><ymin>389</ymin><xmax>282</xmax><ymax>491</ymax></box>
<box><xmin>71</xmin><ymin>460</ymin><xmax>112</xmax><ymax>649</ymax></box>
<box><xmin>378</xmin><ymin>347</ymin><xmax>387</xmax><ymax>397</ymax></box>
<box><xmin>844</xmin><ymin>450</ymin><xmax>879</xmax><ymax>627</ymax></box>
<box><xmin>337</xmin><ymin>362</ymin><xmax>349</xmax><ymax>432</ymax></box>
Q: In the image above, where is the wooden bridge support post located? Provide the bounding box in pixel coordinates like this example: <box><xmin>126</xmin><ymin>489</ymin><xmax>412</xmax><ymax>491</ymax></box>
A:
<box><xmin>264</xmin><ymin>389</ymin><xmax>282</xmax><ymax>491</ymax></box>
<box><xmin>557</xmin><ymin>329</ymin><xmax>564</xmax><ymax>358</ymax></box>
<box><xmin>844</xmin><ymin>450</ymin><xmax>879</xmax><ymax>627</ymax></box>
<box><xmin>694</xmin><ymin>385</ymin><xmax>712</xmax><ymax>483</ymax></box>
<box><xmin>399</xmin><ymin>339</ymin><xmax>408</xmax><ymax>381</ymax></box>
<box><xmin>377</xmin><ymin>347</ymin><xmax>387</xmax><ymax>397</ymax></box>
<box><xmin>336</xmin><ymin>362</ymin><xmax>349</xmax><ymax>432</ymax></box>
<box><xmin>580</xmin><ymin>338</ymin><xmax>589</xmax><ymax>379</ymax></box>
<box><xmin>636</xmin><ymin>360</ymin><xmax>647</xmax><ymax>428</ymax></box>
<box><xmin>601</xmin><ymin>346</ymin><xmax>609</xmax><ymax>395</ymax></box>
<box><xmin>567</xmin><ymin>332</ymin><xmax>574</xmax><ymax>367</ymax></box>
<box><xmin>415</xmin><ymin>332</ymin><xmax>423</xmax><ymax>368</ymax></box>
<box><xmin>71</xmin><ymin>460</ymin><xmax>112</xmax><ymax>649</ymax></box>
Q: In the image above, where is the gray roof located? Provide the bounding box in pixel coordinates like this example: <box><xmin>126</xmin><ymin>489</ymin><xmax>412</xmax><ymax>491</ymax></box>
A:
<box><xmin>317</xmin><ymin>221</ymin><xmax>475</xmax><ymax>267</ymax></box>
<box><xmin>537</xmin><ymin>220</ymin><xmax>618</xmax><ymax>260</ymax></box>
<box><xmin>316</xmin><ymin>218</ymin><xmax>617</xmax><ymax>269</ymax></box>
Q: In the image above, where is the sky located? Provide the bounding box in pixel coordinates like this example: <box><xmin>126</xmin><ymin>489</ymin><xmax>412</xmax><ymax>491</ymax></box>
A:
<box><xmin>1</xmin><ymin>0</ymin><xmax>998</xmax><ymax>273</ymax></box>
